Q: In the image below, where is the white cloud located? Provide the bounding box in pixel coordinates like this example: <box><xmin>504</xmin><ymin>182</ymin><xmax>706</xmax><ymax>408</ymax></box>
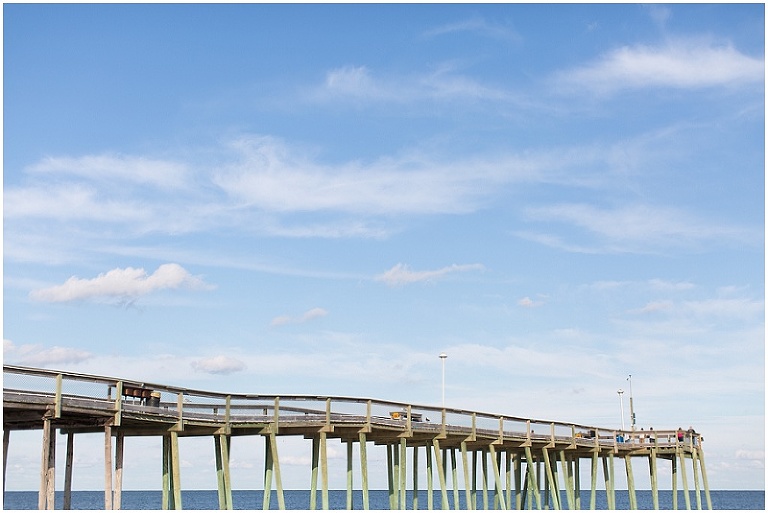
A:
<box><xmin>517</xmin><ymin>296</ymin><xmax>544</xmax><ymax>308</ymax></box>
<box><xmin>557</xmin><ymin>38</ymin><xmax>764</xmax><ymax>94</ymax></box>
<box><xmin>524</xmin><ymin>203</ymin><xmax>758</xmax><ymax>252</ymax></box>
<box><xmin>3</xmin><ymin>342</ymin><xmax>93</xmax><ymax>367</ymax></box>
<box><xmin>423</xmin><ymin>16</ymin><xmax>520</xmax><ymax>42</ymax></box>
<box><xmin>271</xmin><ymin>307</ymin><xmax>329</xmax><ymax>327</ymax></box>
<box><xmin>375</xmin><ymin>263</ymin><xmax>484</xmax><ymax>287</ymax></box>
<box><xmin>29</xmin><ymin>263</ymin><xmax>213</xmax><ymax>304</ymax></box>
<box><xmin>26</xmin><ymin>153</ymin><xmax>189</xmax><ymax>189</ymax></box>
<box><xmin>191</xmin><ymin>356</ymin><xmax>246</xmax><ymax>375</ymax></box>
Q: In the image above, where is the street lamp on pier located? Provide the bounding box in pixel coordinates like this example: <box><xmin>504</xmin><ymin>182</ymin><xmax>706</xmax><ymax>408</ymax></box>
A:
<box><xmin>628</xmin><ymin>374</ymin><xmax>636</xmax><ymax>431</ymax></box>
<box><xmin>617</xmin><ymin>389</ymin><xmax>625</xmax><ymax>431</ymax></box>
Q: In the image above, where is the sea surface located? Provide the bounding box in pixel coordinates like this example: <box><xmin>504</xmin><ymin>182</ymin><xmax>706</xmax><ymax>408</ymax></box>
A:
<box><xmin>2</xmin><ymin>489</ymin><xmax>764</xmax><ymax>510</ymax></box>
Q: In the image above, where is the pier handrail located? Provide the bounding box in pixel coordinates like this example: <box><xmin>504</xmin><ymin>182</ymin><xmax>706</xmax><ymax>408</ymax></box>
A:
<box><xmin>3</xmin><ymin>364</ymin><xmax>698</xmax><ymax>448</ymax></box>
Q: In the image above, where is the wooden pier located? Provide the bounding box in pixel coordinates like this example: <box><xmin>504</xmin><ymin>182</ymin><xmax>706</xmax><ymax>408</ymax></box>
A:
<box><xmin>3</xmin><ymin>365</ymin><xmax>712</xmax><ymax>510</ymax></box>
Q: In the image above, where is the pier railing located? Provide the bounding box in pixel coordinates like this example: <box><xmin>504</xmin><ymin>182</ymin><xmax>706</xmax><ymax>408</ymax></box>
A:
<box><xmin>2</xmin><ymin>365</ymin><xmax>697</xmax><ymax>449</ymax></box>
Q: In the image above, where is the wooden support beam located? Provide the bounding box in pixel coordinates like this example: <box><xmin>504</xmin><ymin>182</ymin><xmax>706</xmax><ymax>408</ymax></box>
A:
<box><xmin>649</xmin><ymin>449</ymin><xmax>659</xmax><ymax>510</ymax></box>
<box><xmin>4</xmin><ymin>429</ymin><xmax>10</xmax><ymax>497</ymax></box>
<box><xmin>697</xmin><ymin>447</ymin><xmax>713</xmax><ymax>510</ymax></box>
<box><xmin>427</xmin><ymin>440</ymin><xmax>434</xmax><ymax>511</ymax></box>
<box><xmin>64</xmin><ymin>432</ymin><xmax>74</xmax><ymax>510</ymax></box>
<box><xmin>346</xmin><ymin>440</ymin><xmax>353</xmax><ymax>510</ymax></box>
<box><xmin>590</xmin><ymin>452</ymin><xmax>598</xmax><ymax>510</ymax></box>
<box><xmin>488</xmin><ymin>444</ymin><xmax>507</xmax><ymax>510</ymax></box>
<box><xmin>433</xmin><ymin>438</ymin><xmax>449</xmax><ymax>510</ymax></box>
<box><xmin>625</xmin><ymin>455</ymin><xmax>637</xmax><ymax>510</ymax></box>
<box><xmin>451</xmin><ymin>448</ymin><xmax>460</xmax><ymax>510</ymax></box>
<box><xmin>114</xmin><ymin>430</ymin><xmax>124</xmax><ymax>510</ymax></box>
<box><xmin>523</xmin><ymin>446</ymin><xmax>541</xmax><ymax>510</ymax></box>
<box><xmin>104</xmin><ymin>426</ymin><xmax>113</xmax><ymax>510</ymax></box>
<box><xmin>359</xmin><ymin>432</ymin><xmax>369</xmax><ymax>510</ymax></box>
<box><xmin>412</xmin><ymin>444</ymin><xmax>420</xmax><ymax>511</ymax></box>
<box><xmin>481</xmin><ymin>449</ymin><xmax>488</xmax><ymax>510</ymax></box>
<box><xmin>692</xmin><ymin>447</ymin><xmax>702</xmax><ymax>510</ymax></box>
<box><xmin>399</xmin><ymin>437</ymin><xmax>407</xmax><ymax>509</ymax></box>
<box><xmin>310</xmin><ymin>436</ymin><xmax>319</xmax><ymax>510</ymax></box>
<box><xmin>679</xmin><ymin>450</ymin><xmax>692</xmax><ymax>510</ymax></box>
<box><xmin>170</xmin><ymin>432</ymin><xmax>182</xmax><ymax>510</ymax></box>
<box><xmin>541</xmin><ymin>448</ymin><xmax>560</xmax><ymax>510</ymax></box>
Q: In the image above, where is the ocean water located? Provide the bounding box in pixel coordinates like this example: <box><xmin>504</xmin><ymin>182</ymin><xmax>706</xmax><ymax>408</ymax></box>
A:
<box><xmin>2</xmin><ymin>489</ymin><xmax>764</xmax><ymax>510</ymax></box>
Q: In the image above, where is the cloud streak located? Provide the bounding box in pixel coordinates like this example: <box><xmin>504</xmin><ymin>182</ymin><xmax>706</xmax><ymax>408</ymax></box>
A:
<box><xmin>271</xmin><ymin>307</ymin><xmax>329</xmax><ymax>327</ymax></box>
<box><xmin>556</xmin><ymin>38</ymin><xmax>764</xmax><ymax>94</ymax></box>
<box><xmin>375</xmin><ymin>263</ymin><xmax>484</xmax><ymax>287</ymax></box>
<box><xmin>29</xmin><ymin>263</ymin><xmax>213</xmax><ymax>304</ymax></box>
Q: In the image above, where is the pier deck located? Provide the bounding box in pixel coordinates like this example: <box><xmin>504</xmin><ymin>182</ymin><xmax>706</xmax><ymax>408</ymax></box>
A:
<box><xmin>3</xmin><ymin>365</ymin><xmax>712</xmax><ymax>510</ymax></box>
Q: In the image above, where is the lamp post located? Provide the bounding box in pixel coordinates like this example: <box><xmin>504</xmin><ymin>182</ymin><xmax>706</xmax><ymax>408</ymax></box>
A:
<box><xmin>628</xmin><ymin>374</ymin><xmax>636</xmax><ymax>431</ymax></box>
<box><xmin>617</xmin><ymin>389</ymin><xmax>625</xmax><ymax>431</ymax></box>
<box><xmin>439</xmin><ymin>353</ymin><xmax>447</xmax><ymax>407</ymax></box>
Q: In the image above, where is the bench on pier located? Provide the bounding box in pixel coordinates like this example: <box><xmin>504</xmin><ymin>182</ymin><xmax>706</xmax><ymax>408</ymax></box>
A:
<box><xmin>122</xmin><ymin>386</ymin><xmax>157</xmax><ymax>406</ymax></box>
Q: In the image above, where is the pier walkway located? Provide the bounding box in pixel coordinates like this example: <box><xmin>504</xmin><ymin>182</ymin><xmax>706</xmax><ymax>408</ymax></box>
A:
<box><xmin>3</xmin><ymin>365</ymin><xmax>712</xmax><ymax>510</ymax></box>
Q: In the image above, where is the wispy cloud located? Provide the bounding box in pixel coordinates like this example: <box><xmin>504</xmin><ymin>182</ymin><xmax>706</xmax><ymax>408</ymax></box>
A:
<box><xmin>375</xmin><ymin>263</ymin><xmax>484</xmax><ymax>287</ymax></box>
<box><xmin>27</xmin><ymin>153</ymin><xmax>190</xmax><ymax>189</ymax></box>
<box><xmin>29</xmin><ymin>263</ymin><xmax>213</xmax><ymax>304</ymax></box>
<box><xmin>522</xmin><ymin>203</ymin><xmax>759</xmax><ymax>253</ymax></box>
<box><xmin>422</xmin><ymin>16</ymin><xmax>521</xmax><ymax>42</ymax></box>
<box><xmin>191</xmin><ymin>355</ymin><xmax>246</xmax><ymax>375</ymax></box>
<box><xmin>556</xmin><ymin>38</ymin><xmax>764</xmax><ymax>94</ymax></box>
<box><xmin>271</xmin><ymin>307</ymin><xmax>329</xmax><ymax>327</ymax></box>
<box><xmin>4</xmin><ymin>340</ymin><xmax>93</xmax><ymax>367</ymax></box>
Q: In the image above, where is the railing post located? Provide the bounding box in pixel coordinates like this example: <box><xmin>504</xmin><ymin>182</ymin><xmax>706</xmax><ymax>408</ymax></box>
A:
<box><xmin>273</xmin><ymin>397</ymin><xmax>280</xmax><ymax>435</ymax></box>
<box><xmin>54</xmin><ymin>374</ymin><xmax>63</xmax><ymax>419</ymax></box>
<box><xmin>114</xmin><ymin>382</ymin><xmax>123</xmax><ymax>427</ymax></box>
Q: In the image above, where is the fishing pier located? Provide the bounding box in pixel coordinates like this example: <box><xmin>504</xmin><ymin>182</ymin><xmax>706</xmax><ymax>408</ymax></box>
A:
<box><xmin>3</xmin><ymin>365</ymin><xmax>712</xmax><ymax>510</ymax></box>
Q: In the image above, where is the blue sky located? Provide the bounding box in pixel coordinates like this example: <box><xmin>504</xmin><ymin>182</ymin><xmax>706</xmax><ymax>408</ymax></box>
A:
<box><xmin>3</xmin><ymin>3</ymin><xmax>764</xmax><ymax>491</ymax></box>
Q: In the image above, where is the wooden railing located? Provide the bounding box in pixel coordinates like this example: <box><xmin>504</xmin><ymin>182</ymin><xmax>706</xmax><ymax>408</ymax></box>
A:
<box><xmin>3</xmin><ymin>364</ymin><xmax>700</xmax><ymax>450</ymax></box>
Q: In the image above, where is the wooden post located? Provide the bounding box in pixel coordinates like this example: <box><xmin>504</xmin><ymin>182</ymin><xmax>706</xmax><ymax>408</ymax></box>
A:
<box><xmin>481</xmin><ymin>449</ymin><xmax>488</xmax><ymax>509</ymax></box>
<box><xmin>64</xmin><ymin>432</ymin><xmax>74</xmax><ymax>510</ymax></box>
<box><xmin>319</xmin><ymin>432</ymin><xmax>327</xmax><ymax>510</ymax></box>
<box><xmin>114</xmin><ymin>430</ymin><xmax>124</xmax><ymax>510</ymax></box>
<box><xmin>560</xmin><ymin>450</ymin><xmax>574</xmax><ymax>509</ymax></box>
<box><xmin>270</xmin><ymin>432</ymin><xmax>285</xmax><ymax>510</ymax></box>
<box><xmin>4</xmin><ymin>429</ymin><xmax>10</xmax><ymax>498</ymax></box>
<box><xmin>263</xmin><ymin>435</ymin><xmax>273</xmax><ymax>511</ymax></box>
<box><xmin>399</xmin><ymin>438</ymin><xmax>407</xmax><ymax>509</ymax></box>
<box><xmin>625</xmin><ymin>455</ymin><xmax>637</xmax><ymax>510</ymax></box>
<box><xmin>432</xmin><ymin>438</ymin><xmax>450</xmax><ymax>510</ymax></box>
<box><xmin>346</xmin><ymin>440</ymin><xmax>353</xmax><ymax>510</ymax></box>
<box><xmin>426</xmin><ymin>440</ymin><xmax>434</xmax><ymax>511</ymax></box>
<box><xmin>310</xmin><ymin>436</ymin><xmax>319</xmax><ymax>510</ymax></box>
<box><xmin>162</xmin><ymin>435</ymin><xmax>170</xmax><ymax>510</ymax></box>
<box><xmin>697</xmin><ymin>447</ymin><xmax>713</xmax><ymax>510</ymax></box>
<box><xmin>671</xmin><ymin>453</ymin><xmax>678</xmax><ymax>511</ymax></box>
<box><xmin>692</xmin><ymin>447</ymin><xmax>702</xmax><ymax>510</ymax></box>
<box><xmin>489</xmin><ymin>444</ymin><xmax>507</xmax><ymax>510</ymax></box>
<box><xmin>523</xmin><ymin>446</ymin><xmax>540</xmax><ymax>510</ymax></box>
<box><xmin>451</xmin><ymin>448</ymin><xmax>460</xmax><ymax>510</ymax></box>
<box><xmin>460</xmin><ymin>442</ymin><xmax>471</xmax><ymax>511</ymax></box>
<box><xmin>214</xmin><ymin>434</ymin><xmax>232</xmax><ymax>510</ymax></box>
<box><xmin>359</xmin><ymin>433</ymin><xmax>369</xmax><ymax>510</ymax></box>
<box><xmin>649</xmin><ymin>449</ymin><xmax>659</xmax><ymax>510</ymax></box>
<box><xmin>514</xmin><ymin>453</ymin><xmax>522</xmax><ymax>510</ymax></box>
<box><xmin>679</xmin><ymin>450</ymin><xmax>691</xmax><ymax>510</ymax></box>
<box><xmin>104</xmin><ymin>425</ymin><xmax>113</xmax><ymax>510</ymax></box>
<box><xmin>386</xmin><ymin>444</ymin><xmax>395</xmax><ymax>510</ymax></box>
<box><xmin>170</xmin><ymin>432</ymin><xmax>182</xmax><ymax>510</ymax></box>
<box><xmin>412</xmin><ymin>445</ymin><xmax>420</xmax><ymax>511</ymax></box>
<box><xmin>590</xmin><ymin>452</ymin><xmax>598</xmax><ymax>510</ymax></box>
<box><xmin>541</xmin><ymin>448</ymin><xmax>560</xmax><ymax>510</ymax></box>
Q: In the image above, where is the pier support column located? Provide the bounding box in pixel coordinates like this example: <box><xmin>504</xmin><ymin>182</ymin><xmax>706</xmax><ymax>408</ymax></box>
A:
<box><xmin>451</xmin><ymin>448</ymin><xmax>460</xmax><ymax>510</ymax></box>
<box><xmin>523</xmin><ymin>446</ymin><xmax>540</xmax><ymax>510</ymax></box>
<box><xmin>310</xmin><ymin>436</ymin><xmax>319</xmax><ymax>510</ymax></box>
<box><xmin>214</xmin><ymin>434</ymin><xmax>232</xmax><ymax>510</ymax></box>
<box><xmin>162</xmin><ymin>432</ymin><xmax>182</xmax><ymax>510</ymax></box>
<box><xmin>387</xmin><ymin>443</ymin><xmax>395</xmax><ymax>510</ymax></box>
<box><xmin>262</xmin><ymin>432</ymin><xmax>285</xmax><ymax>510</ymax></box>
<box><xmin>104</xmin><ymin>426</ymin><xmax>113</xmax><ymax>510</ymax></box>
<box><xmin>541</xmin><ymin>449</ymin><xmax>560</xmax><ymax>510</ymax></box>
<box><xmin>399</xmin><ymin>438</ymin><xmax>407</xmax><ymax>510</ymax></box>
<box><xmin>589</xmin><ymin>452</ymin><xmax>598</xmax><ymax>510</ymax></box>
<box><xmin>697</xmin><ymin>447</ymin><xmax>712</xmax><ymax>510</ymax></box>
<box><xmin>39</xmin><ymin>418</ymin><xmax>56</xmax><ymax>510</ymax></box>
<box><xmin>64</xmin><ymin>432</ymin><xmax>74</xmax><ymax>510</ymax></box>
<box><xmin>692</xmin><ymin>448</ymin><xmax>702</xmax><ymax>510</ymax></box>
<box><xmin>346</xmin><ymin>440</ymin><xmax>354</xmax><ymax>510</ymax></box>
<box><xmin>602</xmin><ymin>453</ymin><xmax>615</xmax><ymax>510</ymax></box>
<box><xmin>460</xmin><ymin>442</ymin><xmax>471</xmax><ymax>511</ymax></box>
<box><xmin>489</xmin><ymin>445</ymin><xmax>507</xmax><ymax>510</ymax></box>
<box><xmin>672</xmin><ymin>454</ymin><xmax>678</xmax><ymax>510</ymax></box>
<box><xmin>412</xmin><ymin>444</ymin><xmax>420</xmax><ymax>511</ymax></box>
<box><xmin>433</xmin><ymin>438</ymin><xmax>450</xmax><ymax>510</ymax></box>
<box><xmin>679</xmin><ymin>450</ymin><xmax>691</xmax><ymax>510</ymax></box>
<box><xmin>481</xmin><ymin>449</ymin><xmax>489</xmax><ymax>509</ymax></box>
<box><xmin>426</xmin><ymin>440</ymin><xmax>434</xmax><ymax>510</ymax></box>
<box><xmin>625</xmin><ymin>455</ymin><xmax>637</xmax><ymax>510</ymax></box>
<box><xmin>359</xmin><ymin>433</ymin><xmax>369</xmax><ymax>510</ymax></box>
<box><xmin>649</xmin><ymin>449</ymin><xmax>658</xmax><ymax>510</ymax></box>
<box><xmin>114</xmin><ymin>430</ymin><xmax>124</xmax><ymax>510</ymax></box>
<box><xmin>559</xmin><ymin>451</ymin><xmax>574</xmax><ymax>510</ymax></box>
<box><xmin>3</xmin><ymin>429</ymin><xmax>9</xmax><ymax>498</ymax></box>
